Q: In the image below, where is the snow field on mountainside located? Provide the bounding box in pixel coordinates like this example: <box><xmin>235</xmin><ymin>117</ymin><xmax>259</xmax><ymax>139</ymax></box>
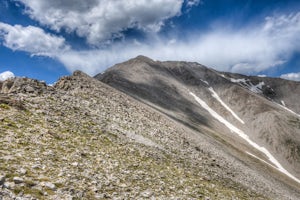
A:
<box><xmin>189</xmin><ymin>91</ymin><xmax>300</xmax><ymax>184</ymax></box>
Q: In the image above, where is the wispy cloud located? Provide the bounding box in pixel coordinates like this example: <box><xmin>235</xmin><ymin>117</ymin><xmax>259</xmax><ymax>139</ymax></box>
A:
<box><xmin>280</xmin><ymin>72</ymin><xmax>300</xmax><ymax>81</ymax></box>
<box><xmin>55</xmin><ymin>12</ymin><xmax>300</xmax><ymax>75</ymax></box>
<box><xmin>186</xmin><ymin>0</ymin><xmax>201</xmax><ymax>7</ymax></box>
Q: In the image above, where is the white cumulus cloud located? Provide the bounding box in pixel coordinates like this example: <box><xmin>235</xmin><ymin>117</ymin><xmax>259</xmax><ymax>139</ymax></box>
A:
<box><xmin>0</xmin><ymin>22</ymin><xmax>69</xmax><ymax>57</ymax></box>
<box><xmin>17</xmin><ymin>0</ymin><xmax>184</xmax><ymax>45</ymax></box>
<box><xmin>0</xmin><ymin>71</ymin><xmax>15</xmax><ymax>81</ymax></box>
<box><xmin>280</xmin><ymin>72</ymin><xmax>300</xmax><ymax>81</ymax></box>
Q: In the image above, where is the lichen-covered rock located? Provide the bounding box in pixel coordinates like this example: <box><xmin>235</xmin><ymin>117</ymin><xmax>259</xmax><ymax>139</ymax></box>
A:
<box><xmin>42</xmin><ymin>182</ymin><xmax>56</xmax><ymax>190</ymax></box>
<box><xmin>0</xmin><ymin>174</ymin><xmax>5</xmax><ymax>185</ymax></box>
<box><xmin>13</xmin><ymin>177</ymin><xmax>24</xmax><ymax>184</ymax></box>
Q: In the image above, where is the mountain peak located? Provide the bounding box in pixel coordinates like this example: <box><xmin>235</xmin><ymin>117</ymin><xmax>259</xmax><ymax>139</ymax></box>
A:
<box><xmin>54</xmin><ymin>70</ymin><xmax>96</xmax><ymax>91</ymax></box>
<box><xmin>134</xmin><ymin>55</ymin><xmax>153</xmax><ymax>61</ymax></box>
<box><xmin>72</xmin><ymin>70</ymin><xmax>90</xmax><ymax>78</ymax></box>
<box><xmin>125</xmin><ymin>55</ymin><xmax>155</xmax><ymax>65</ymax></box>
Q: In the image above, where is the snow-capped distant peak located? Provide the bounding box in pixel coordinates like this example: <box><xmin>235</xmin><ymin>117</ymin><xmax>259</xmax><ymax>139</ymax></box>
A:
<box><xmin>0</xmin><ymin>71</ymin><xmax>15</xmax><ymax>81</ymax></box>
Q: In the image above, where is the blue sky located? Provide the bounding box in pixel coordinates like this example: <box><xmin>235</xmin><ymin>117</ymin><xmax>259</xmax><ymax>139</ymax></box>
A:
<box><xmin>0</xmin><ymin>0</ymin><xmax>300</xmax><ymax>83</ymax></box>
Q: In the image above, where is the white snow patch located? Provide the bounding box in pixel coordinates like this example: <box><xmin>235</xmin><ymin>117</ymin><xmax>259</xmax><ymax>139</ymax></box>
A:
<box><xmin>281</xmin><ymin>100</ymin><xmax>286</xmax><ymax>106</ymax></box>
<box><xmin>189</xmin><ymin>91</ymin><xmax>300</xmax><ymax>184</ymax></box>
<box><xmin>230</xmin><ymin>78</ymin><xmax>265</xmax><ymax>94</ymax></box>
<box><xmin>200</xmin><ymin>79</ymin><xmax>209</xmax><ymax>85</ymax></box>
<box><xmin>246</xmin><ymin>151</ymin><xmax>277</xmax><ymax>169</ymax></box>
<box><xmin>278</xmin><ymin>104</ymin><xmax>300</xmax><ymax>118</ymax></box>
<box><xmin>0</xmin><ymin>71</ymin><xmax>14</xmax><ymax>81</ymax></box>
<box><xmin>208</xmin><ymin>87</ymin><xmax>245</xmax><ymax>124</ymax></box>
<box><xmin>254</xmin><ymin>81</ymin><xmax>265</xmax><ymax>90</ymax></box>
<box><xmin>230</xmin><ymin>78</ymin><xmax>247</xmax><ymax>83</ymax></box>
<box><xmin>258</xmin><ymin>74</ymin><xmax>267</xmax><ymax>77</ymax></box>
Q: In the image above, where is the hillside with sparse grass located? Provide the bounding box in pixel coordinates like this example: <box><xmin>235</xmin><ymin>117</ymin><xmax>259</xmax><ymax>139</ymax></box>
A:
<box><xmin>0</xmin><ymin>71</ymin><xmax>269</xmax><ymax>199</ymax></box>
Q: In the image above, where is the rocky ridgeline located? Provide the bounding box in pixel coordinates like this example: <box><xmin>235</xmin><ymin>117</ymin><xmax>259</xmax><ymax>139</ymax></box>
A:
<box><xmin>0</xmin><ymin>77</ymin><xmax>51</xmax><ymax>95</ymax></box>
<box><xmin>0</xmin><ymin>71</ymin><xmax>278</xmax><ymax>199</ymax></box>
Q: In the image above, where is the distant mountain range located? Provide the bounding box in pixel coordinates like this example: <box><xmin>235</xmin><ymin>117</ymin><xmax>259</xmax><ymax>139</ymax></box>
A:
<box><xmin>1</xmin><ymin>56</ymin><xmax>300</xmax><ymax>199</ymax></box>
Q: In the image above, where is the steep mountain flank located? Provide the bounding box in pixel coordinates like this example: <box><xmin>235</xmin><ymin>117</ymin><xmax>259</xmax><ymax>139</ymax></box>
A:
<box><xmin>96</xmin><ymin>56</ymin><xmax>300</xmax><ymax>196</ymax></box>
<box><xmin>1</xmin><ymin>71</ymin><xmax>282</xmax><ymax>199</ymax></box>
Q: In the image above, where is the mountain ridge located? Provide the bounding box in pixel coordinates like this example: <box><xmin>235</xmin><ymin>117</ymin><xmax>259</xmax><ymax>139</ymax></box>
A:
<box><xmin>0</xmin><ymin>70</ymin><xmax>273</xmax><ymax>199</ymax></box>
<box><xmin>0</xmin><ymin>56</ymin><xmax>300</xmax><ymax>199</ymax></box>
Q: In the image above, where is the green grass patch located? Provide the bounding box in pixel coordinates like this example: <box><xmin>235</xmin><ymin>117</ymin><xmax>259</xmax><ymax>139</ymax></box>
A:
<box><xmin>0</xmin><ymin>103</ymin><xmax>10</xmax><ymax>110</ymax></box>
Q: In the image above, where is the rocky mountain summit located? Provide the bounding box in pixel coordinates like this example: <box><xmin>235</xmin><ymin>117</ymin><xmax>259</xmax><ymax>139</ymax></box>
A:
<box><xmin>0</xmin><ymin>57</ymin><xmax>300</xmax><ymax>199</ymax></box>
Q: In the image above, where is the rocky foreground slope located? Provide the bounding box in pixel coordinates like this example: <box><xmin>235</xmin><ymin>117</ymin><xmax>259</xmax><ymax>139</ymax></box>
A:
<box><xmin>0</xmin><ymin>58</ymin><xmax>299</xmax><ymax>199</ymax></box>
<box><xmin>0</xmin><ymin>71</ymin><xmax>265</xmax><ymax>199</ymax></box>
